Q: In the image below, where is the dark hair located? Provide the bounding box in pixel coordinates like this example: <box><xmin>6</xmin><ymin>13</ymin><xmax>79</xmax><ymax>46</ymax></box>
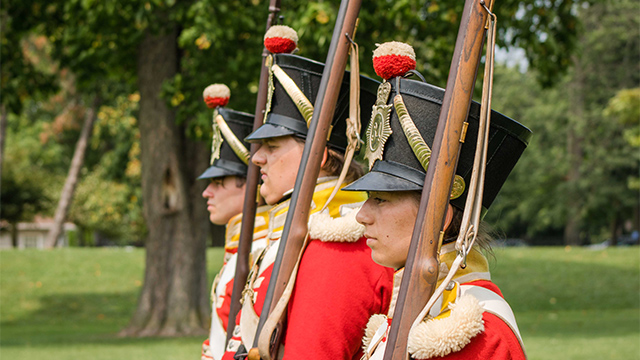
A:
<box><xmin>212</xmin><ymin>176</ymin><xmax>247</xmax><ymax>189</ymax></box>
<box><xmin>409</xmin><ymin>192</ymin><xmax>495</xmax><ymax>256</ymax></box>
<box><xmin>292</xmin><ymin>136</ymin><xmax>364</xmax><ymax>183</ymax></box>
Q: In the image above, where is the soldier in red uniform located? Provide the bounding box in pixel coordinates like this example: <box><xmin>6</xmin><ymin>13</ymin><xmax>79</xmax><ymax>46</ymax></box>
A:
<box><xmin>222</xmin><ymin>26</ymin><xmax>394</xmax><ymax>360</ymax></box>
<box><xmin>199</xmin><ymin>84</ymin><xmax>271</xmax><ymax>360</ymax></box>
<box><xmin>343</xmin><ymin>42</ymin><xmax>532</xmax><ymax>359</ymax></box>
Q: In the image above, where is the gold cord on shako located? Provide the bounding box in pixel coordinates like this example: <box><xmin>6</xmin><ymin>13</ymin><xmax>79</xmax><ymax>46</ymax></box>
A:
<box><xmin>202</xmin><ymin>84</ymin><xmax>250</xmax><ymax>165</ymax></box>
<box><xmin>262</xmin><ymin>25</ymin><xmax>300</xmax><ymax>125</ymax></box>
<box><xmin>368</xmin><ymin>42</ymin><xmax>465</xmax><ymax>200</ymax></box>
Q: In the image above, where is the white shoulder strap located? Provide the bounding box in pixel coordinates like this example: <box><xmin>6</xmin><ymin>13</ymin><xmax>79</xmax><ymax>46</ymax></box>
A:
<box><xmin>209</xmin><ymin>311</ymin><xmax>227</xmax><ymax>359</ymax></box>
<box><xmin>460</xmin><ymin>285</ymin><xmax>527</xmax><ymax>357</ymax></box>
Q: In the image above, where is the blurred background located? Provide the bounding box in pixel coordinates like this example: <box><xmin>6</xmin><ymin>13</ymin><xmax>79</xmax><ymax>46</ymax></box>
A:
<box><xmin>1</xmin><ymin>0</ymin><xmax>638</xmax><ymax>359</ymax></box>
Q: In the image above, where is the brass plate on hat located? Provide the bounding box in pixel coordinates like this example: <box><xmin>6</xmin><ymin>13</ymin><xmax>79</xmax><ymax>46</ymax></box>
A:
<box><xmin>364</xmin><ymin>82</ymin><xmax>393</xmax><ymax>170</ymax></box>
<box><xmin>450</xmin><ymin>175</ymin><xmax>465</xmax><ymax>200</ymax></box>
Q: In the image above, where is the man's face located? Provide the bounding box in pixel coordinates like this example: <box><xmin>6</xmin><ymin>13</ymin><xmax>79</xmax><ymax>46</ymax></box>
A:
<box><xmin>356</xmin><ymin>191</ymin><xmax>419</xmax><ymax>269</ymax></box>
<box><xmin>251</xmin><ymin>135</ymin><xmax>305</xmax><ymax>205</ymax></box>
<box><xmin>202</xmin><ymin>176</ymin><xmax>246</xmax><ymax>225</ymax></box>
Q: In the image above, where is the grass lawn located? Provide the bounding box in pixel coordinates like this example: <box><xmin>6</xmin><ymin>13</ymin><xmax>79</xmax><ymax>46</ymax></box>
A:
<box><xmin>492</xmin><ymin>246</ymin><xmax>640</xmax><ymax>360</ymax></box>
<box><xmin>1</xmin><ymin>246</ymin><xmax>638</xmax><ymax>360</ymax></box>
<box><xmin>1</xmin><ymin>247</ymin><xmax>225</xmax><ymax>360</ymax></box>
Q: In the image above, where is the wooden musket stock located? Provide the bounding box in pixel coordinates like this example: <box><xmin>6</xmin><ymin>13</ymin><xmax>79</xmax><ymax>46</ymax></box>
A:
<box><xmin>383</xmin><ymin>0</ymin><xmax>495</xmax><ymax>359</ymax></box>
<box><xmin>250</xmin><ymin>0</ymin><xmax>362</xmax><ymax>359</ymax></box>
<box><xmin>225</xmin><ymin>0</ymin><xmax>281</xmax><ymax>344</ymax></box>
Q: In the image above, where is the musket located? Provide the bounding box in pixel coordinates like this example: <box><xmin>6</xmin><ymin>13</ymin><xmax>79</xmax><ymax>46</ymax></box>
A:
<box><xmin>226</xmin><ymin>0</ymin><xmax>281</xmax><ymax>343</ymax></box>
<box><xmin>383</xmin><ymin>0</ymin><xmax>495</xmax><ymax>359</ymax></box>
<box><xmin>248</xmin><ymin>0</ymin><xmax>363</xmax><ymax>359</ymax></box>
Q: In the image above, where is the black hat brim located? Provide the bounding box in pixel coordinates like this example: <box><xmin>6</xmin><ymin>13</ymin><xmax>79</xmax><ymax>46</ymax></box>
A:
<box><xmin>344</xmin><ymin>160</ymin><xmax>425</xmax><ymax>192</ymax></box>
<box><xmin>245</xmin><ymin>122</ymin><xmax>299</xmax><ymax>142</ymax></box>
<box><xmin>197</xmin><ymin>159</ymin><xmax>247</xmax><ymax>180</ymax></box>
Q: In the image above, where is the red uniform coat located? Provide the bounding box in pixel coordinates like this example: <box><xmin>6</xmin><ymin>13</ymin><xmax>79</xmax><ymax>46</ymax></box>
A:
<box><xmin>362</xmin><ymin>245</ymin><xmax>525</xmax><ymax>360</ymax></box>
<box><xmin>222</xmin><ymin>179</ymin><xmax>395</xmax><ymax>360</ymax></box>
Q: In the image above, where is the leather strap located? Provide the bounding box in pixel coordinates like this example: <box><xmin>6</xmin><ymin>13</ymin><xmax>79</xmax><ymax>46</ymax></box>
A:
<box><xmin>320</xmin><ymin>38</ymin><xmax>361</xmax><ymax>212</ymax></box>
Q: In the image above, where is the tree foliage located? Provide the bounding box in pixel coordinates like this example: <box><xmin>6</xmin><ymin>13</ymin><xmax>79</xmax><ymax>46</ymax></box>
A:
<box><xmin>0</xmin><ymin>3</ymin><xmax>58</xmax><ymax>114</ymax></box>
<box><xmin>2</xmin><ymin>0</ymin><xmax>599</xmax><ymax>335</ymax></box>
<box><xmin>175</xmin><ymin>0</ymin><xmax>586</xmax><ymax>124</ymax></box>
<box><xmin>487</xmin><ymin>0</ymin><xmax>640</xmax><ymax>244</ymax></box>
<box><xmin>68</xmin><ymin>94</ymin><xmax>145</xmax><ymax>243</ymax></box>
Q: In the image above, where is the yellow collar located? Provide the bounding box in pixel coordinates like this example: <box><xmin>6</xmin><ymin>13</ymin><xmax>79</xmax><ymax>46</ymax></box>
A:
<box><xmin>265</xmin><ymin>178</ymin><xmax>366</xmax><ymax>243</ymax></box>
<box><xmin>389</xmin><ymin>245</ymin><xmax>490</xmax><ymax>318</ymax></box>
<box><xmin>436</xmin><ymin>242</ymin><xmax>491</xmax><ymax>286</ymax></box>
<box><xmin>224</xmin><ymin>204</ymin><xmax>272</xmax><ymax>253</ymax></box>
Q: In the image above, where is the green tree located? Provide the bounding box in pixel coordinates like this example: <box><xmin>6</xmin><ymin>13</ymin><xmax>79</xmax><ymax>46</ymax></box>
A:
<box><xmin>68</xmin><ymin>94</ymin><xmax>146</xmax><ymax>245</ymax></box>
<box><xmin>600</xmin><ymin>88</ymin><xmax>640</xmax><ymax>242</ymax></box>
<box><xmin>3</xmin><ymin>0</ymin><xmax>587</xmax><ymax>336</ymax></box>
<box><xmin>0</xmin><ymin>157</ymin><xmax>51</xmax><ymax>246</ymax></box>
<box><xmin>0</xmin><ymin>6</ymin><xmax>58</xmax><ymax>192</ymax></box>
<box><xmin>563</xmin><ymin>0</ymin><xmax>639</xmax><ymax>245</ymax></box>
<box><xmin>488</xmin><ymin>0</ymin><xmax>640</xmax><ymax>245</ymax></box>
<box><xmin>488</xmin><ymin>66</ymin><xmax>571</xmax><ymax>242</ymax></box>
<box><xmin>0</xmin><ymin>105</ymin><xmax>64</xmax><ymax>246</ymax></box>
<box><xmin>44</xmin><ymin>95</ymin><xmax>101</xmax><ymax>247</ymax></box>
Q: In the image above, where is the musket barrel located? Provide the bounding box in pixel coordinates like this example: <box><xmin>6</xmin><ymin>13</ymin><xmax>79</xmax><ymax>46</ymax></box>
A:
<box><xmin>383</xmin><ymin>0</ymin><xmax>495</xmax><ymax>359</ymax></box>
<box><xmin>226</xmin><ymin>0</ymin><xmax>281</xmax><ymax>343</ymax></box>
<box><xmin>266</xmin><ymin>0</ymin><xmax>360</xmax><ymax>312</ymax></box>
<box><xmin>252</xmin><ymin>0</ymin><xmax>363</xmax><ymax>358</ymax></box>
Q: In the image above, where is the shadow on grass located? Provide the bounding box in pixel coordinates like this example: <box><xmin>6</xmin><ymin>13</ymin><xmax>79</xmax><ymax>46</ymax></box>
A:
<box><xmin>1</xmin><ymin>291</ymin><xmax>140</xmax><ymax>347</ymax></box>
<box><xmin>2</xmin><ymin>248</ymin><xmax>638</xmax><ymax>349</ymax></box>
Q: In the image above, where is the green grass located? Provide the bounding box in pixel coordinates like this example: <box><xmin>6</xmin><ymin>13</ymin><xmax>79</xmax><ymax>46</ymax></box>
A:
<box><xmin>1</xmin><ymin>246</ymin><xmax>639</xmax><ymax>359</ymax></box>
<box><xmin>1</xmin><ymin>247</ymin><xmax>225</xmax><ymax>360</ymax></box>
<box><xmin>491</xmin><ymin>246</ymin><xmax>640</xmax><ymax>360</ymax></box>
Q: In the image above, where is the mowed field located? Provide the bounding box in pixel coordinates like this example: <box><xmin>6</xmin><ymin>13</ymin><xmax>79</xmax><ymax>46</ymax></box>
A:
<box><xmin>1</xmin><ymin>246</ymin><xmax>638</xmax><ymax>360</ymax></box>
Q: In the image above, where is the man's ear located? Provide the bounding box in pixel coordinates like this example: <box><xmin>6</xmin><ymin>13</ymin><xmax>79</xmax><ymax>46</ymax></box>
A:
<box><xmin>320</xmin><ymin>148</ymin><xmax>329</xmax><ymax>168</ymax></box>
<box><xmin>443</xmin><ymin>204</ymin><xmax>454</xmax><ymax>231</ymax></box>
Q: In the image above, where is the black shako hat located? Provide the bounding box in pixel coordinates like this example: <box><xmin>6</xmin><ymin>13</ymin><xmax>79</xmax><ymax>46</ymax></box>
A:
<box><xmin>198</xmin><ymin>107</ymin><xmax>254</xmax><ymax>180</ymax></box>
<box><xmin>245</xmin><ymin>53</ymin><xmax>380</xmax><ymax>151</ymax></box>
<box><xmin>344</xmin><ymin>76</ymin><xmax>532</xmax><ymax>211</ymax></box>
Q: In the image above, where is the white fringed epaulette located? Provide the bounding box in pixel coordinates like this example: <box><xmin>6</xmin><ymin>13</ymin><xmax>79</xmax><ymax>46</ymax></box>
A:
<box><xmin>308</xmin><ymin>209</ymin><xmax>365</xmax><ymax>243</ymax></box>
<box><xmin>362</xmin><ymin>314</ymin><xmax>388</xmax><ymax>351</ymax></box>
<box><xmin>407</xmin><ymin>294</ymin><xmax>485</xmax><ymax>359</ymax></box>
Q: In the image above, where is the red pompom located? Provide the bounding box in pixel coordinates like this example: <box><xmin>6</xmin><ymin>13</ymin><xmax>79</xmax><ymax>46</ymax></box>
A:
<box><xmin>373</xmin><ymin>55</ymin><xmax>416</xmax><ymax>80</ymax></box>
<box><xmin>264</xmin><ymin>37</ymin><xmax>297</xmax><ymax>54</ymax></box>
<box><xmin>372</xmin><ymin>42</ymin><xmax>417</xmax><ymax>80</ymax></box>
<box><xmin>264</xmin><ymin>25</ymin><xmax>298</xmax><ymax>54</ymax></box>
<box><xmin>203</xmin><ymin>84</ymin><xmax>231</xmax><ymax>108</ymax></box>
<box><xmin>204</xmin><ymin>96</ymin><xmax>230</xmax><ymax>109</ymax></box>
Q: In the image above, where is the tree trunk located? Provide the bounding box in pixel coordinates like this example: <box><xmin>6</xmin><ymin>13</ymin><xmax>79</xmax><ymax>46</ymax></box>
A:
<box><xmin>45</xmin><ymin>96</ymin><xmax>100</xmax><ymax>248</ymax></box>
<box><xmin>609</xmin><ymin>213</ymin><xmax>620</xmax><ymax>247</ymax></box>
<box><xmin>120</xmin><ymin>26</ymin><xmax>210</xmax><ymax>338</ymax></box>
<box><xmin>564</xmin><ymin>123</ymin><xmax>582</xmax><ymax>246</ymax></box>
<box><xmin>608</xmin><ymin>201</ymin><xmax>623</xmax><ymax>247</ymax></box>
<box><xmin>0</xmin><ymin>104</ymin><xmax>7</xmax><ymax>194</ymax></box>
<box><xmin>565</xmin><ymin>56</ymin><xmax>585</xmax><ymax>246</ymax></box>
<box><xmin>10</xmin><ymin>222</ymin><xmax>18</xmax><ymax>248</ymax></box>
